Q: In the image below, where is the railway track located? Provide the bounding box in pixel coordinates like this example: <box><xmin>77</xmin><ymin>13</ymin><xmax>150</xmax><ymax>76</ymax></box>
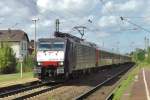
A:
<box><xmin>0</xmin><ymin>80</ymin><xmax>39</xmax><ymax>94</ymax></box>
<box><xmin>74</xmin><ymin>64</ymin><xmax>133</xmax><ymax>100</ymax></box>
<box><xmin>0</xmin><ymin>81</ymin><xmax>63</xmax><ymax>100</ymax></box>
<box><xmin>105</xmin><ymin>64</ymin><xmax>136</xmax><ymax>100</ymax></box>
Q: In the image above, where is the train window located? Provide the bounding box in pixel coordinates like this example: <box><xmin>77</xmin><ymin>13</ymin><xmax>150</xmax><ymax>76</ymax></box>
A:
<box><xmin>38</xmin><ymin>43</ymin><xmax>50</xmax><ymax>50</ymax></box>
<box><xmin>52</xmin><ymin>42</ymin><xmax>64</xmax><ymax>50</ymax></box>
<box><xmin>38</xmin><ymin>42</ymin><xmax>64</xmax><ymax>51</ymax></box>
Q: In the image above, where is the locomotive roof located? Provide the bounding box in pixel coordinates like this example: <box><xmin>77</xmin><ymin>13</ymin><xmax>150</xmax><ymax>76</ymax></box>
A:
<box><xmin>78</xmin><ymin>40</ymin><xmax>97</xmax><ymax>48</ymax></box>
<box><xmin>38</xmin><ymin>32</ymin><xmax>129</xmax><ymax>58</ymax></box>
<box><xmin>38</xmin><ymin>38</ymin><xmax>66</xmax><ymax>42</ymax></box>
<box><xmin>38</xmin><ymin>37</ymin><xmax>97</xmax><ymax>49</ymax></box>
<box><xmin>54</xmin><ymin>31</ymin><xmax>83</xmax><ymax>42</ymax></box>
<box><xmin>54</xmin><ymin>32</ymin><xmax>97</xmax><ymax>48</ymax></box>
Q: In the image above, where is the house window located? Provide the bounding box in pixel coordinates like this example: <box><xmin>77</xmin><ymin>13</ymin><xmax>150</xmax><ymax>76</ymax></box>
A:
<box><xmin>23</xmin><ymin>43</ymin><xmax>25</xmax><ymax>50</ymax></box>
<box><xmin>21</xmin><ymin>42</ymin><xmax>23</xmax><ymax>50</ymax></box>
<box><xmin>21</xmin><ymin>41</ymin><xmax>27</xmax><ymax>51</ymax></box>
<box><xmin>24</xmin><ymin>42</ymin><xmax>27</xmax><ymax>50</ymax></box>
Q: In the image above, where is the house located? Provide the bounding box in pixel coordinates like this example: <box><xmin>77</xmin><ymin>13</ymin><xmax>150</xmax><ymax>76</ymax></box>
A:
<box><xmin>0</xmin><ymin>29</ymin><xmax>29</xmax><ymax>59</ymax></box>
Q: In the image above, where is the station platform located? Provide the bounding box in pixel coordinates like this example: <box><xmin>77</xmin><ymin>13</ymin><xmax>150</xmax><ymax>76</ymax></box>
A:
<box><xmin>121</xmin><ymin>68</ymin><xmax>150</xmax><ymax>100</ymax></box>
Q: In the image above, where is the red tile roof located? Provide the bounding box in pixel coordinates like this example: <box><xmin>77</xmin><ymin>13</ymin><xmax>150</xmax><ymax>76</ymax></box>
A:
<box><xmin>0</xmin><ymin>29</ymin><xmax>29</xmax><ymax>42</ymax></box>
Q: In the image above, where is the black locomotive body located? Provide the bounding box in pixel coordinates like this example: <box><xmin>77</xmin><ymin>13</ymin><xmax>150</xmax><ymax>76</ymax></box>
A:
<box><xmin>34</xmin><ymin>32</ymin><xmax>131</xmax><ymax>80</ymax></box>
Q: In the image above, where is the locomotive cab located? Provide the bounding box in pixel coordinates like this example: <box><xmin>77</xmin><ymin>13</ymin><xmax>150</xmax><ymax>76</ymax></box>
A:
<box><xmin>35</xmin><ymin>38</ymin><xmax>67</xmax><ymax>80</ymax></box>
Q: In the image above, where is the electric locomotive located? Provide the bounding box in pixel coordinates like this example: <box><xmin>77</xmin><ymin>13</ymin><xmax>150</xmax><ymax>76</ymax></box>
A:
<box><xmin>34</xmin><ymin>31</ymin><xmax>131</xmax><ymax>80</ymax></box>
<box><xmin>35</xmin><ymin>37</ymin><xmax>67</xmax><ymax>80</ymax></box>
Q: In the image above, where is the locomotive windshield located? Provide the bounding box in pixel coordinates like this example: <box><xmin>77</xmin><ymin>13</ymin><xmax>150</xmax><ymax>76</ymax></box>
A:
<box><xmin>38</xmin><ymin>42</ymin><xmax>65</xmax><ymax>51</ymax></box>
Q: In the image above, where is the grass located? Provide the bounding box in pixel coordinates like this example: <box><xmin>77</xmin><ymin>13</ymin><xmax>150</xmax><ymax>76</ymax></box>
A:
<box><xmin>113</xmin><ymin>63</ymin><xmax>141</xmax><ymax>100</ymax></box>
<box><xmin>112</xmin><ymin>62</ymin><xmax>150</xmax><ymax>100</ymax></box>
<box><xmin>0</xmin><ymin>72</ymin><xmax>33</xmax><ymax>83</ymax></box>
<box><xmin>137</xmin><ymin>62</ymin><xmax>150</xmax><ymax>69</ymax></box>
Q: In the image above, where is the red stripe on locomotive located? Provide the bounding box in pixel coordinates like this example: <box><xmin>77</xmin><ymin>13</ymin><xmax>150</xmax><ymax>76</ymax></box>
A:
<box><xmin>42</xmin><ymin>61</ymin><xmax>59</xmax><ymax>68</ymax></box>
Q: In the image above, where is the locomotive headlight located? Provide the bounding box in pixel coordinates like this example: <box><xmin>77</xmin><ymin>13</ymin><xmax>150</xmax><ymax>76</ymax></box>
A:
<box><xmin>38</xmin><ymin>62</ymin><xmax>41</xmax><ymax>65</ymax></box>
<box><xmin>59</xmin><ymin>61</ymin><xmax>63</xmax><ymax>65</ymax></box>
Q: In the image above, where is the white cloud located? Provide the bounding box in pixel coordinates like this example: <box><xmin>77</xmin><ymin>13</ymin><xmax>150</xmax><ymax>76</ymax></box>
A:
<box><xmin>0</xmin><ymin>1</ymin><xmax>36</xmax><ymax>18</ymax></box>
<box><xmin>119</xmin><ymin>0</ymin><xmax>140</xmax><ymax>11</ymax></box>
<box><xmin>102</xmin><ymin>0</ymin><xmax>143</xmax><ymax>13</ymax></box>
<box><xmin>98</xmin><ymin>16</ymin><xmax>118</xmax><ymax>28</ymax></box>
<box><xmin>42</xmin><ymin>20</ymin><xmax>52</xmax><ymax>27</ymax></box>
<box><xmin>37</xmin><ymin>0</ymin><xmax>97</xmax><ymax>14</ymax></box>
<box><xmin>141</xmin><ymin>1</ymin><xmax>150</xmax><ymax>25</ymax></box>
<box><xmin>0</xmin><ymin>0</ymin><xmax>148</xmax><ymax>53</ymax></box>
<box><xmin>0</xmin><ymin>0</ymin><xmax>39</xmax><ymax>39</ymax></box>
<box><xmin>97</xmin><ymin>32</ymin><xmax>110</xmax><ymax>37</ymax></box>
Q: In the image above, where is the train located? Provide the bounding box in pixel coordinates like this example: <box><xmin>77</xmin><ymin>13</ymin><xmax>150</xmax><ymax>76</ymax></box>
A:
<box><xmin>34</xmin><ymin>31</ymin><xmax>131</xmax><ymax>81</ymax></box>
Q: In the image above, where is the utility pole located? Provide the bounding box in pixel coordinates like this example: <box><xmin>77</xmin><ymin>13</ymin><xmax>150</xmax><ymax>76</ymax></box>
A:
<box><xmin>116</xmin><ymin>41</ymin><xmax>120</xmax><ymax>62</ymax></box>
<box><xmin>116</xmin><ymin>41</ymin><xmax>120</xmax><ymax>52</ymax></box>
<box><xmin>144</xmin><ymin>36</ymin><xmax>149</xmax><ymax>52</ymax></box>
<box><xmin>102</xmin><ymin>41</ymin><xmax>104</xmax><ymax>48</ymax></box>
<box><xmin>55</xmin><ymin>19</ymin><xmax>60</xmax><ymax>32</ymax></box>
<box><xmin>145</xmin><ymin>37</ymin><xmax>147</xmax><ymax>52</ymax></box>
<box><xmin>19</xmin><ymin>54</ymin><xmax>23</xmax><ymax>78</ymax></box>
<box><xmin>11</xmin><ymin>23</ymin><xmax>19</xmax><ymax>29</ymax></box>
<box><xmin>146</xmin><ymin>38</ymin><xmax>149</xmax><ymax>51</ymax></box>
<box><xmin>130</xmin><ymin>41</ymin><xmax>134</xmax><ymax>52</ymax></box>
<box><xmin>144</xmin><ymin>37</ymin><xmax>149</xmax><ymax>58</ymax></box>
<box><xmin>32</xmin><ymin>18</ymin><xmax>39</xmax><ymax>56</ymax></box>
<box><xmin>73</xmin><ymin>26</ymin><xmax>87</xmax><ymax>39</ymax></box>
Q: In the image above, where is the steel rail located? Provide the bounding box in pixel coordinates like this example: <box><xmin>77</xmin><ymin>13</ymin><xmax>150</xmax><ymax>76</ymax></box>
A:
<box><xmin>0</xmin><ymin>81</ymin><xmax>58</xmax><ymax>98</ymax></box>
<box><xmin>105</xmin><ymin>64</ymin><xmax>136</xmax><ymax>100</ymax></box>
<box><xmin>0</xmin><ymin>80</ymin><xmax>39</xmax><ymax>94</ymax></box>
<box><xmin>13</xmin><ymin>83</ymin><xmax>63</xmax><ymax>100</ymax></box>
<box><xmin>75</xmin><ymin>65</ymin><xmax>132</xmax><ymax>100</ymax></box>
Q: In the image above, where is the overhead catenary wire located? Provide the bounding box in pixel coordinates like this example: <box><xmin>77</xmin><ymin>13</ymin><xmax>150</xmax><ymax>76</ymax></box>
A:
<box><xmin>99</xmin><ymin>0</ymin><xmax>112</xmax><ymax>14</ymax></box>
<box><xmin>120</xmin><ymin>16</ymin><xmax>150</xmax><ymax>33</ymax></box>
<box><xmin>123</xmin><ymin>16</ymin><xmax>150</xmax><ymax>19</ymax></box>
<box><xmin>98</xmin><ymin>0</ymin><xmax>142</xmax><ymax>34</ymax></box>
<box><xmin>98</xmin><ymin>0</ymin><xmax>143</xmax><ymax>33</ymax></box>
<box><xmin>49</xmin><ymin>10</ymin><xmax>91</xmax><ymax>36</ymax></box>
<box><xmin>97</xmin><ymin>0</ymin><xmax>132</xmax><ymax>34</ymax></box>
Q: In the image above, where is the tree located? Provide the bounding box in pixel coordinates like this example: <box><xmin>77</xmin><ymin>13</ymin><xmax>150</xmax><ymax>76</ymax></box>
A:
<box><xmin>131</xmin><ymin>48</ymin><xmax>145</xmax><ymax>62</ymax></box>
<box><xmin>146</xmin><ymin>47</ymin><xmax>150</xmax><ymax>63</ymax></box>
<box><xmin>0</xmin><ymin>43</ymin><xmax>17</xmax><ymax>74</ymax></box>
<box><xmin>137</xmin><ymin>49</ymin><xmax>145</xmax><ymax>62</ymax></box>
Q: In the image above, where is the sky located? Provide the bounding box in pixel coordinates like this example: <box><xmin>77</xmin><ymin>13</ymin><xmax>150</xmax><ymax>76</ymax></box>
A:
<box><xmin>0</xmin><ymin>0</ymin><xmax>150</xmax><ymax>54</ymax></box>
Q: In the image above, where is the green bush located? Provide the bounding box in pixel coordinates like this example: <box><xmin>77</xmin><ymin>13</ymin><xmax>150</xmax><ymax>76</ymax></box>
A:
<box><xmin>137</xmin><ymin>50</ymin><xmax>145</xmax><ymax>61</ymax></box>
<box><xmin>146</xmin><ymin>48</ymin><xmax>150</xmax><ymax>63</ymax></box>
<box><xmin>132</xmin><ymin>49</ymin><xmax>145</xmax><ymax>62</ymax></box>
<box><xmin>0</xmin><ymin>43</ymin><xmax>17</xmax><ymax>74</ymax></box>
